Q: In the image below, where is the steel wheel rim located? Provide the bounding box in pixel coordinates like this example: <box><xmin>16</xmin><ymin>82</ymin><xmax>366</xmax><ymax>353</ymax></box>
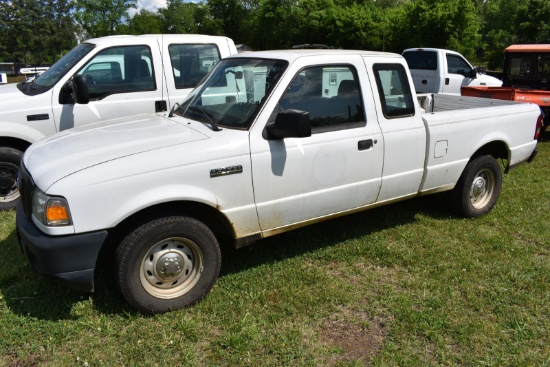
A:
<box><xmin>0</xmin><ymin>162</ymin><xmax>19</xmax><ymax>203</ymax></box>
<box><xmin>469</xmin><ymin>168</ymin><xmax>495</xmax><ymax>209</ymax></box>
<box><xmin>140</xmin><ymin>237</ymin><xmax>204</xmax><ymax>299</ymax></box>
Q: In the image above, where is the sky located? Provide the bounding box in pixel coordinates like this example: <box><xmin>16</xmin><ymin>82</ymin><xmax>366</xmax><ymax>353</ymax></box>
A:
<box><xmin>128</xmin><ymin>0</ymin><xmax>167</xmax><ymax>17</ymax></box>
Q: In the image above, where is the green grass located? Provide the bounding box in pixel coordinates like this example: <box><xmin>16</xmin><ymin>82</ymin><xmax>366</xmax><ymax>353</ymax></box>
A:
<box><xmin>1</xmin><ymin>132</ymin><xmax>549</xmax><ymax>366</ymax></box>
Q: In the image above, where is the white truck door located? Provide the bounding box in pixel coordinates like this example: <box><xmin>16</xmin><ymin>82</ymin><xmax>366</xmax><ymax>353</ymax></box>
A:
<box><xmin>51</xmin><ymin>44</ymin><xmax>171</xmax><ymax>131</ymax></box>
<box><xmin>368</xmin><ymin>61</ymin><xmax>426</xmax><ymax>202</ymax></box>
<box><xmin>250</xmin><ymin>60</ymin><xmax>384</xmax><ymax>231</ymax></box>
<box><xmin>442</xmin><ymin>53</ymin><xmax>475</xmax><ymax>95</ymax></box>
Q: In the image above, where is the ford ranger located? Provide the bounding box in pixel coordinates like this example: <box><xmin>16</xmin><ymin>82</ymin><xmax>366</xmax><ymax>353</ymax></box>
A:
<box><xmin>16</xmin><ymin>50</ymin><xmax>541</xmax><ymax>313</ymax></box>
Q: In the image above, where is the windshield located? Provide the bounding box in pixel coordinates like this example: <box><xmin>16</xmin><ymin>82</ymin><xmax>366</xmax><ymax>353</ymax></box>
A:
<box><xmin>17</xmin><ymin>43</ymin><xmax>95</xmax><ymax>96</ymax></box>
<box><xmin>176</xmin><ymin>58</ymin><xmax>288</xmax><ymax>130</ymax></box>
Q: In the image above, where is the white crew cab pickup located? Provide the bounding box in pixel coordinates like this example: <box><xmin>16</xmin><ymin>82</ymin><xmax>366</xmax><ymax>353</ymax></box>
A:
<box><xmin>16</xmin><ymin>50</ymin><xmax>541</xmax><ymax>314</ymax></box>
<box><xmin>0</xmin><ymin>34</ymin><xmax>238</xmax><ymax>209</ymax></box>
<box><xmin>402</xmin><ymin>48</ymin><xmax>502</xmax><ymax>95</ymax></box>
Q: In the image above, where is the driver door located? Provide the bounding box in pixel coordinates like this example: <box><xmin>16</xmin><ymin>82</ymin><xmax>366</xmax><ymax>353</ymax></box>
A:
<box><xmin>249</xmin><ymin>58</ymin><xmax>384</xmax><ymax>232</ymax></box>
<box><xmin>51</xmin><ymin>45</ymin><xmax>169</xmax><ymax>131</ymax></box>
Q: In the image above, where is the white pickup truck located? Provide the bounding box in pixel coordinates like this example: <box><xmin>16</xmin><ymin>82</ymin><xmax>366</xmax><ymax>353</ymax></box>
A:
<box><xmin>16</xmin><ymin>50</ymin><xmax>541</xmax><ymax>314</ymax></box>
<box><xmin>402</xmin><ymin>48</ymin><xmax>503</xmax><ymax>95</ymax></box>
<box><xmin>0</xmin><ymin>34</ymin><xmax>238</xmax><ymax>209</ymax></box>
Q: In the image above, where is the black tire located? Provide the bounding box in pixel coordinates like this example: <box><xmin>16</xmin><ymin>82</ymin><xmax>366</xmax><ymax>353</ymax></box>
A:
<box><xmin>0</xmin><ymin>147</ymin><xmax>23</xmax><ymax>211</ymax></box>
<box><xmin>114</xmin><ymin>216</ymin><xmax>221</xmax><ymax>314</ymax></box>
<box><xmin>451</xmin><ymin>155</ymin><xmax>502</xmax><ymax>218</ymax></box>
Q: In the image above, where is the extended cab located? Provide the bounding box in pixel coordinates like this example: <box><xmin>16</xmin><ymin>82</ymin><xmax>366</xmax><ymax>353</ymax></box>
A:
<box><xmin>402</xmin><ymin>48</ymin><xmax>502</xmax><ymax>95</ymax></box>
<box><xmin>0</xmin><ymin>34</ymin><xmax>238</xmax><ymax>209</ymax></box>
<box><xmin>16</xmin><ymin>50</ymin><xmax>541</xmax><ymax>314</ymax></box>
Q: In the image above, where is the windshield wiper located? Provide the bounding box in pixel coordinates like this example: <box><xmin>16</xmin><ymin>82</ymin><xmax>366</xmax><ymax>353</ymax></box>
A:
<box><xmin>187</xmin><ymin>106</ymin><xmax>222</xmax><ymax>131</ymax></box>
<box><xmin>168</xmin><ymin>102</ymin><xmax>180</xmax><ymax>117</ymax></box>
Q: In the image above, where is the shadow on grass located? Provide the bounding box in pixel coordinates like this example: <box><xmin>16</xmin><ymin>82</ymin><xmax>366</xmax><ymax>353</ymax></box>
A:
<box><xmin>218</xmin><ymin>194</ymin><xmax>452</xmax><ymax>277</ymax></box>
<box><xmin>1</xmin><ymin>194</ymin><xmax>452</xmax><ymax>319</ymax></box>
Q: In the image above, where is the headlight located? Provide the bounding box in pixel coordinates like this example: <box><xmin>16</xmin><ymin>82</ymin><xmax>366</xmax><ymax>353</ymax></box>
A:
<box><xmin>32</xmin><ymin>187</ymin><xmax>72</xmax><ymax>226</ymax></box>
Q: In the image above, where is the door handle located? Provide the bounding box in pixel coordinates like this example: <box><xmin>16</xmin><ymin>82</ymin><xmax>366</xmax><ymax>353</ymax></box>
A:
<box><xmin>445</xmin><ymin>78</ymin><xmax>450</xmax><ymax>85</ymax></box>
<box><xmin>358</xmin><ymin>139</ymin><xmax>375</xmax><ymax>151</ymax></box>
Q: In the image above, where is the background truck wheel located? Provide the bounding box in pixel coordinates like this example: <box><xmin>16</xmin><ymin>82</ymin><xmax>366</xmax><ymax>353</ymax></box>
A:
<box><xmin>115</xmin><ymin>216</ymin><xmax>221</xmax><ymax>314</ymax></box>
<box><xmin>451</xmin><ymin>155</ymin><xmax>502</xmax><ymax>218</ymax></box>
<box><xmin>0</xmin><ymin>147</ymin><xmax>23</xmax><ymax>211</ymax></box>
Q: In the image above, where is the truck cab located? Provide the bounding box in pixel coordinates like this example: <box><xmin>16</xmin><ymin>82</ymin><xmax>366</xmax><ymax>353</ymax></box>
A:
<box><xmin>0</xmin><ymin>34</ymin><xmax>237</xmax><ymax>210</ymax></box>
<box><xmin>402</xmin><ymin>48</ymin><xmax>502</xmax><ymax>95</ymax></box>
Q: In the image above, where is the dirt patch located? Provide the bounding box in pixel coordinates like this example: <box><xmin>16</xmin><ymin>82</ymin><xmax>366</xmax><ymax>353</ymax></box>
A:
<box><xmin>2</xmin><ymin>350</ymin><xmax>43</xmax><ymax>367</ymax></box>
<box><xmin>321</xmin><ymin>313</ymin><xmax>387</xmax><ymax>365</ymax></box>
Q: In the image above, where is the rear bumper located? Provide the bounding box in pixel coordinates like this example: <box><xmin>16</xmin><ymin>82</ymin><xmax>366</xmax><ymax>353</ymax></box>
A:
<box><xmin>16</xmin><ymin>202</ymin><xmax>108</xmax><ymax>292</ymax></box>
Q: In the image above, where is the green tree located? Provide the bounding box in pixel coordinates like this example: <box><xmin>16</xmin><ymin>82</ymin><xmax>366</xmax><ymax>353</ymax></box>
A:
<box><xmin>0</xmin><ymin>0</ymin><xmax>38</xmax><ymax>64</ymax></box>
<box><xmin>127</xmin><ymin>9</ymin><xmax>163</xmax><ymax>34</ymax></box>
<box><xmin>515</xmin><ymin>0</ymin><xmax>550</xmax><ymax>43</ymax></box>
<box><xmin>42</xmin><ymin>0</ymin><xmax>78</xmax><ymax>64</ymax></box>
<box><xmin>325</xmin><ymin>1</ymin><xmax>385</xmax><ymax>50</ymax></box>
<box><xmin>158</xmin><ymin>0</ymin><xmax>216</xmax><ymax>34</ymax></box>
<box><xmin>389</xmin><ymin>0</ymin><xmax>481</xmax><ymax>58</ymax></box>
<box><xmin>0</xmin><ymin>0</ymin><xmax>76</xmax><ymax>66</ymax></box>
<box><xmin>75</xmin><ymin>0</ymin><xmax>136</xmax><ymax>38</ymax></box>
<box><xmin>207</xmin><ymin>0</ymin><xmax>257</xmax><ymax>43</ymax></box>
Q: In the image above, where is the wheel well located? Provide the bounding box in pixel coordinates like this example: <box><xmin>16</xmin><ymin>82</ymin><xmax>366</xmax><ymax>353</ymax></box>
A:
<box><xmin>96</xmin><ymin>200</ymin><xmax>236</xmax><ymax>275</ymax></box>
<box><xmin>0</xmin><ymin>137</ymin><xmax>31</xmax><ymax>152</ymax></box>
<box><xmin>471</xmin><ymin>141</ymin><xmax>509</xmax><ymax>163</ymax></box>
<box><xmin>107</xmin><ymin>201</ymin><xmax>236</xmax><ymax>249</ymax></box>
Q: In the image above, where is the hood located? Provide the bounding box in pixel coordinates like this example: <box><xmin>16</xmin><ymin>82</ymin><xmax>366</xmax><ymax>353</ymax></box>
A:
<box><xmin>477</xmin><ymin>73</ymin><xmax>503</xmax><ymax>87</ymax></box>
<box><xmin>0</xmin><ymin>82</ymin><xmax>33</xmax><ymax>110</ymax></box>
<box><xmin>24</xmin><ymin>114</ymin><xmax>209</xmax><ymax>190</ymax></box>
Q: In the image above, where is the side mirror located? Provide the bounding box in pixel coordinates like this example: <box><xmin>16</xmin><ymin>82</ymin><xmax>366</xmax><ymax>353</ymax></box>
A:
<box><xmin>72</xmin><ymin>74</ymin><xmax>90</xmax><ymax>104</ymax></box>
<box><xmin>467</xmin><ymin>68</ymin><xmax>478</xmax><ymax>79</ymax></box>
<box><xmin>60</xmin><ymin>75</ymin><xmax>90</xmax><ymax>105</ymax></box>
<box><xmin>265</xmin><ymin>109</ymin><xmax>311</xmax><ymax>140</ymax></box>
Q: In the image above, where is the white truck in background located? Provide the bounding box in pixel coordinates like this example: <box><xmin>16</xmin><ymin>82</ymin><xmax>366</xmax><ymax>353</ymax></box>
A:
<box><xmin>402</xmin><ymin>48</ymin><xmax>502</xmax><ymax>95</ymax></box>
<box><xmin>0</xmin><ymin>34</ymin><xmax>238</xmax><ymax>209</ymax></box>
<box><xmin>16</xmin><ymin>50</ymin><xmax>540</xmax><ymax>314</ymax></box>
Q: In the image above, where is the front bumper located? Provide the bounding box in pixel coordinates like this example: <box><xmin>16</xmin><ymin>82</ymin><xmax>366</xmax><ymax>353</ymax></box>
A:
<box><xmin>16</xmin><ymin>202</ymin><xmax>108</xmax><ymax>292</ymax></box>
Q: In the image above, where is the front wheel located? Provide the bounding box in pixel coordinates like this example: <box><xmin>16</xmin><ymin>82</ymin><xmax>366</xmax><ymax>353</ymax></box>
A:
<box><xmin>0</xmin><ymin>147</ymin><xmax>23</xmax><ymax>211</ymax></box>
<box><xmin>115</xmin><ymin>216</ymin><xmax>221</xmax><ymax>314</ymax></box>
<box><xmin>451</xmin><ymin>155</ymin><xmax>502</xmax><ymax>218</ymax></box>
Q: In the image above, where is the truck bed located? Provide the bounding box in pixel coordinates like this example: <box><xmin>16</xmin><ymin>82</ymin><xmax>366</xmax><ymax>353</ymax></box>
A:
<box><xmin>418</xmin><ymin>93</ymin><xmax>524</xmax><ymax>113</ymax></box>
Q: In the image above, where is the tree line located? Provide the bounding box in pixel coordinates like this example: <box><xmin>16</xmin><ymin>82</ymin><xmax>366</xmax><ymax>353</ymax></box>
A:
<box><xmin>1</xmin><ymin>0</ymin><xmax>548</xmax><ymax>71</ymax></box>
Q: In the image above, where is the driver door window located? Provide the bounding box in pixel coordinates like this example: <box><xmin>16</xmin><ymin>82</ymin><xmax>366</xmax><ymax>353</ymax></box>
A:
<box><xmin>278</xmin><ymin>65</ymin><xmax>365</xmax><ymax>133</ymax></box>
<box><xmin>78</xmin><ymin>45</ymin><xmax>155</xmax><ymax>100</ymax></box>
<box><xmin>446</xmin><ymin>54</ymin><xmax>472</xmax><ymax>76</ymax></box>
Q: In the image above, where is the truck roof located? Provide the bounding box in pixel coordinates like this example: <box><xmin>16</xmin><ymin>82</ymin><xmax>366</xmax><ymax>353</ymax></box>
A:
<box><xmin>225</xmin><ymin>49</ymin><xmax>402</xmax><ymax>62</ymax></box>
<box><xmin>402</xmin><ymin>48</ymin><xmax>462</xmax><ymax>55</ymax></box>
<box><xmin>505</xmin><ymin>44</ymin><xmax>550</xmax><ymax>52</ymax></box>
<box><xmin>83</xmin><ymin>34</ymin><xmax>234</xmax><ymax>47</ymax></box>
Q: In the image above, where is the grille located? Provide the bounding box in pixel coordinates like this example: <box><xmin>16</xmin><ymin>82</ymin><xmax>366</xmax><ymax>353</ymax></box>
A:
<box><xmin>18</xmin><ymin>163</ymin><xmax>34</xmax><ymax>219</ymax></box>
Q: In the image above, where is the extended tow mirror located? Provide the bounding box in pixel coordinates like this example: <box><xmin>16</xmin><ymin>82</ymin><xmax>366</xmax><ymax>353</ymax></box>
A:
<box><xmin>468</xmin><ymin>68</ymin><xmax>478</xmax><ymax>79</ymax></box>
<box><xmin>265</xmin><ymin>109</ymin><xmax>311</xmax><ymax>140</ymax></box>
<box><xmin>72</xmin><ymin>74</ymin><xmax>90</xmax><ymax>104</ymax></box>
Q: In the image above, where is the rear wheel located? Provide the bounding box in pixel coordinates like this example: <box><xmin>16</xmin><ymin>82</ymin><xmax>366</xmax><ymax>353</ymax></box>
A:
<box><xmin>115</xmin><ymin>216</ymin><xmax>221</xmax><ymax>314</ymax></box>
<box><xmin>0</xmin><ymin>147</ymin><xmax>23</xmax><ymax>211</ymax></box>
<box><xmin>451</xmin><ymin>155</ymin><xmax>502</xmax><ymax>217</ymax></box>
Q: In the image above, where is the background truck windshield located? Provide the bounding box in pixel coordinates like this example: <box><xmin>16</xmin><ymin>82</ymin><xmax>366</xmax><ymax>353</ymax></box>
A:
<box><xmin>26</xmin><ymin>44</ymin><xmax>95</xmax><ymax>93</ymax></box>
